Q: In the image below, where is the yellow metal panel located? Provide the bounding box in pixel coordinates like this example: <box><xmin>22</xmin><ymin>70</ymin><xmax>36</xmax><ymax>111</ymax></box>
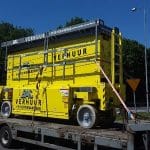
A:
<box><xmin>111</xmin><ymin>30</ymin><xmax>115</xmax><ymax>84</ymax></box>
<box><xmin>5</xmin><ymin>32</ymin><xmax>125</xmax><ymax>120</ymax></box>
<box><xmin>46</xmin><ymin>86</ymin><xmax>69</xmax><ymax>119</ymax></box>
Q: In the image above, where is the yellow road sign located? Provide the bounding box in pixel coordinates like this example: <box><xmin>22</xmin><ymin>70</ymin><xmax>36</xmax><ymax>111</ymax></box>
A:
<box><xmin>126</xmin><ymin>79</ymin><xmax>140</xmax><ymax>92</ymax></box>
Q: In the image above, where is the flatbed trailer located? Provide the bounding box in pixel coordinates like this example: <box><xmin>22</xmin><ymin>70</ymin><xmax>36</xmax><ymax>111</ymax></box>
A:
<box><xmin>0</xmin><ymin>117</ymin><xmax>149</xmax><ymax>150</ymax></box>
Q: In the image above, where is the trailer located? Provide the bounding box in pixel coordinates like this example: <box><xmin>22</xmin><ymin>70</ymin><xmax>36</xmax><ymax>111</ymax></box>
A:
<box><xmin>0</xmin><ymin>117</ymin><xmax>149</xmax><ymax>150</ymax></box>
<box><xmin>0</xmin><ymin>19</ymin><xmax>149</xmax><ymax>149</ymax></box>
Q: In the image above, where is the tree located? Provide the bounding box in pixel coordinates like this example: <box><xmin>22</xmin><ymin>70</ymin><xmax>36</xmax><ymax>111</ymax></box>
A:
<box><xmin>122</xmin><ymin>38</ymin><xmax>150</xmax><ymax>106</ymax></box>
<box><xmin>0</xmin><ymin>21</ymin><xmax>34</xmax><ymax>85</ymax></box>
<box><xmin>122</xmin><ymin>38</ymin><xmax>145</xmax><ymax>79</ymax></box>
<box><xmin>0</xmin><ymin>22</ymin><xmax>34</xmax><ymax>43</ymax></box>
<box><xmin>57</xmin><ymin>17</ymin><xmax>89</xmax><ymax>29</ymax></box>
<box><xmin>65</xmin><ymin>17</ymin><xmax>89</xmax><ymax>27</ymax></box>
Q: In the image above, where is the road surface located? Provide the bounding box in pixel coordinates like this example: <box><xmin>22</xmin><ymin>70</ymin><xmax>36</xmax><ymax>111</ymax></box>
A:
<box><xmin>0</xmin><ymin>143</ymin><xmax>49</xmax><ymax>150</ymax></box>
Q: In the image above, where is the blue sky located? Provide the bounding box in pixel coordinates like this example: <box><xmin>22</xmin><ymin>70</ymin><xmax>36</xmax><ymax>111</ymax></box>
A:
<box><xmin>0</xmin><ymin>0</ymin><xmax>150</xmax><ymax>47</ymax></box>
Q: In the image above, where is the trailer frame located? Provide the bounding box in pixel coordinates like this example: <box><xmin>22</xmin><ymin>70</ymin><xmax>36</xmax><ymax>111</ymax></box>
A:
<box><xmin>0</xmin><ymin>118</ymin><xmax>149</xmax><ymax>150</ymax></box>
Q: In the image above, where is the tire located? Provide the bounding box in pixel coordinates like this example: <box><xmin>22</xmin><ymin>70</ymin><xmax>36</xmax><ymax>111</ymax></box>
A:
<box><xmin>0</xmin><ymin>126</ymin><xmax>13</xmax><ymax>148</ymax></box>
<box><xmin>1</xmin><ymin>101</ymin><xmax>12</xmax><ymax>118</ymax></box>
<box><xmin>77</xmin><ymin>105</ymin><xmax>97</xmax><ymax>129</ymax></box>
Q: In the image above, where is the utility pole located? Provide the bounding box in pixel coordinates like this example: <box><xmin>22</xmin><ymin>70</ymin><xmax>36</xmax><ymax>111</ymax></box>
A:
<box><xmin>131</xmin><ymin>1</ymin><xmax>149</xmax><ymax>112</ymax></box>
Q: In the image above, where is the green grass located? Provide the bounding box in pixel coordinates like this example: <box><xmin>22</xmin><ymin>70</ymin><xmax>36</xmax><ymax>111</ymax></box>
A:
<box><xmin>116</xmin><ymin>112</ymin><xmax>150</xmax><ymax>121</ymax></box>
<box><xmin>136</xmin><ymin>112</ymin><xmax>150</xmax><ymax>120</ymax></box>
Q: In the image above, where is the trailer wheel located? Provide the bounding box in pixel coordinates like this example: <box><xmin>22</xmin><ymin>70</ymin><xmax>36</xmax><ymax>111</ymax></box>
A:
<box><xmin>77</xmin><ymin>105</ymin><xmax>97</xmax><ymax>128</ymax></box>
<box><xmin>1</xmin><ymin>101</ymin><xmax>12</xmax><ymax>118</ymax></box>
<box><xmin>0</xmin><ymin>126</ymin><xmax>13</xmax><ymax>148</ymax></box>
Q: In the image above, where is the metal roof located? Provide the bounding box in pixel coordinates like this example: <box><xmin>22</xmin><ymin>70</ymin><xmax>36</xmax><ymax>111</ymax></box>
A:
<box><xmin>1</xmin><ymin>19</ymin><xmax>105</xmax><ymax>48</ymax></box>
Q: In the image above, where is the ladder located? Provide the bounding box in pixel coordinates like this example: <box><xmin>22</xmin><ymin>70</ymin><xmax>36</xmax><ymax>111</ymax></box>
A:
<box><xmin>111</xmin><ymin>28</ymin><xmax>123</xmax><ymax>85</ymax></box>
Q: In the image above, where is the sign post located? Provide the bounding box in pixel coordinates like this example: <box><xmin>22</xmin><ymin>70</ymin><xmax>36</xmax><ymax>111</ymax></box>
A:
<box><xmin>127</xmin><ymin>79</ymin><xmax>140</xmax><ymax>112</ymax></box>
<box><xmin>133</xmin><ymin>91</ymin><xmax>136</xmax><ymax>111</ymax></box>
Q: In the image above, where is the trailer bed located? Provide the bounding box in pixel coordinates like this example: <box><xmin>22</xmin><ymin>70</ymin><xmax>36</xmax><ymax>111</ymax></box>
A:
<box><xmin>0</xmin><ymin>117</ymin><xmax>149</xmax><ymax>150</ymax></box>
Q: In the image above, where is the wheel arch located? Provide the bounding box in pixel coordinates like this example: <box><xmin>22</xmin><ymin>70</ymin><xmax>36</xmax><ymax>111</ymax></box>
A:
<box><xmin>0</xmin><ymin>123</ymin><xmax>10</xmax><ymax>130</ymax></box>
<box><xmin>0</xmin><ymin>124</ymin><xmax>13</xmax><ymax>148</ymax></box>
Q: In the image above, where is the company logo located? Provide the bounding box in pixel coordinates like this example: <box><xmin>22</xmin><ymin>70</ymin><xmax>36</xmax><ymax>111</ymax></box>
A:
<box><xmin>21</xmin><ymin>89</ymin><xmax>33</xmax><ymax>98</ymax></box>
<box><xmin>16</xmin><ymin>89</ymin><xmax>42</xmax><ymax>111</ymax></box>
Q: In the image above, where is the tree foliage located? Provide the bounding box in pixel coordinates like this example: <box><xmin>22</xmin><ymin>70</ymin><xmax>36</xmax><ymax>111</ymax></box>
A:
<box><xmin>122</xmin><ymin>38</ymin><xmax>146</xmax><ymax>105</ymax></box>
<box><xmin>0</xmin><ymin>21</ymin><xmax>34</xmax><ymax>43</ymax></box>
<box><xmin>65</xmin><ymin>17</ymin><xmax>89</xmax><ymax>27</ymax></box>
<box><xmin>57</xmin><ymin>17</ymin><xmax>89</xmax><ymax>29</ymax></box>
<box><xmin>122</xmin><ymin>38</ymin><xmax>145</xmax><ymax>79</ymax></box>
<box><xmin>0</xmin><ymin>21</ymin><xmax>34</xmax><ymax>84</ymax></box>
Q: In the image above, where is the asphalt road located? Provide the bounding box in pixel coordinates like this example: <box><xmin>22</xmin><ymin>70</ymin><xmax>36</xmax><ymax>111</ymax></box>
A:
<box><xmin>0</xmin><ymin>144</ymin><xmax>24</xmax><ymax>150</ymax></box>
<box><xmin>0</xmin><ymin>143</ymin><xmax>49</xmax><ymax>150</ymax></box>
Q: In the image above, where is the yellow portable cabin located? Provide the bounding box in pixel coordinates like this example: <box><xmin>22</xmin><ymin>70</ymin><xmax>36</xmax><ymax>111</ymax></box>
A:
<box><xmin>0</xmin><ymin>19</ymin><xmax>125</xmax><ymax>128</ymax></box>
